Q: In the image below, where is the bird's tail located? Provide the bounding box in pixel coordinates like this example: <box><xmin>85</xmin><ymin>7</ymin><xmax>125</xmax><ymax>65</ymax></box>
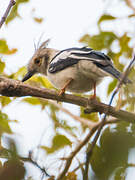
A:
<box><xmin>103</xmin><ymin>66</ymin><xmax>132</xmax><ymax>84</ymax></box>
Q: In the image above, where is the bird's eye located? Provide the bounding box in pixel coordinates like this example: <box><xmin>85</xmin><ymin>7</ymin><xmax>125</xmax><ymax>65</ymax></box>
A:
<box><xmin>35</xmin><ymin>59</ymin><xmax>41</xmax><ymax>64</ymax></box>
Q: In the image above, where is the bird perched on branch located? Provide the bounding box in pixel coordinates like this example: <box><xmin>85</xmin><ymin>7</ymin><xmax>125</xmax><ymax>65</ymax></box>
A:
<box><xmin>22</xmin><ymin>39</ymin><xmax>131</xmax><ymax>98</ymax></box>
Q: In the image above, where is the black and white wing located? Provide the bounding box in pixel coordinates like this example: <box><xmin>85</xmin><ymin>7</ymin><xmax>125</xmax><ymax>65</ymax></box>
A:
<box><xmin>48</xmin><ymin>47</ymin><xmax>130</xmax><ymax>83</ymax></box>
<box><xmin>48</xmin><ymin>47</ymin><xmax>93</xmax><ymax>73</ymax></box>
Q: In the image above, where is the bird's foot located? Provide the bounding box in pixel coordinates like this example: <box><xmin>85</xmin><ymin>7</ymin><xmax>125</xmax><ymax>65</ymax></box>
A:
<box><xmin>58</xmin><ymin>88</ymin><xmax>65</xmax><ymax>96</ymax></box>
<box><xmin>89</xmin><ymin>94</ymin><xmax>96</xmax><ymax>100</ymax></box>
<box><xmin>84</xmin><ymin>94</ymin><xmax>97</xmax><ymax>114</ymax></box>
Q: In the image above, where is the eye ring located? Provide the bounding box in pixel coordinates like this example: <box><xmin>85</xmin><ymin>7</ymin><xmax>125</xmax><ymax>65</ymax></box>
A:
<box><xmin>35</xmin><ymin>59</ymin><xmax>41</xmax><ymax>64</ymax></box>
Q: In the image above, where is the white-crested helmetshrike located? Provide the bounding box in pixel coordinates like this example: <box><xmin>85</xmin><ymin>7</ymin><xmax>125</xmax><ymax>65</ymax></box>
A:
<box><xmin>22</xmin><ymin>40</ymin><xmax>131</xmax><ymax>97</ymax></box>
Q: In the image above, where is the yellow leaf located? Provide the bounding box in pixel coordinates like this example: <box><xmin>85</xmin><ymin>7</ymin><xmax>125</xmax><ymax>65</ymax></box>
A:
<box><xmin>33</xmin><ymin>17</ymin><xmax>44</xmax><ymax>23</ymax></box>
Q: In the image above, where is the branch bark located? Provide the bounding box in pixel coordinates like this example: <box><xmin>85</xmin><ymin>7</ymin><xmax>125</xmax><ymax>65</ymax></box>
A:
<box><xmin>0</xmin><ymin>77</ymin><xmax>134</xmax><ymax>123</ymax></box>
<box><xmin>0</xmin><ymin>76</ymin><xmax>134</xmax><ymax>179</ymax></box>
<box><xmin>0</xmin><ymin>0</ymin><xmax>16</xmax><ymax>29</ymax></box>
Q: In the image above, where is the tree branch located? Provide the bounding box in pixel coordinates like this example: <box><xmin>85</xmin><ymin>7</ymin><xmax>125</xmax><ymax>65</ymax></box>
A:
<box><xmin>57</xmin><ymin>116</ymin><xmax>132</xmax><ymax>179</ymax></box>
<box><xmin>83</xmin><ymin>55</ymin><xmax>135</xmax><ymax>180</ymax></box>
<box><xmin>0</xmin><ymin>77</ymin><xmax>134</xmax><ymax>122</ymax></box>
<box><xmin>0</xmin><ymin>0</ymin><xmax>16</xmax><ymax>29</ymax></box>
<box><xmin>126</xmin><ymin>0</ymin><xmax>135</xmax><ymax>12</ymax></box>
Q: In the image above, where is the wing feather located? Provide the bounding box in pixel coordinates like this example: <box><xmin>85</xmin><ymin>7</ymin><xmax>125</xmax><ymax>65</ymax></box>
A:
<box><xmin>49</xmin><ymin>47</ymin><xmax>117</xmax><ymax>78</ymax></box>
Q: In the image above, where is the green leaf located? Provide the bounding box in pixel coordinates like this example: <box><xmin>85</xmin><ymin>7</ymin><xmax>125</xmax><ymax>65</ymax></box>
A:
<box><xmin>63</xmin><ymin>172</ymin><xmax>77</xmax><ymax>180</ymax></box>
<box><xmin>107</xmin><ymin>79</ymin><xmax>117</xmax><ymax>95</ymax></box>
<box><xmin>0</xmin><ymin>97</ymin><xmax>11</xmax><ymax>107</ymax></box>
<box><xmin>0</xmin><ymin>111</ymin><xmax>12</xmax><ymax>135</ymax></box>
<box><xmin>33</xmin><ymin>17</ymin><xmax>44</xmax><ymax>24</ymax></box>
<box><xmin>119</xmin><ymin>33</ymin><xmax>133</xmax><ymax>58</ymax></box>
<box><xmin>22</xmin><ymin>97</ymin><xmax>41</xmax><ymax>105</ymax></box>
<box><xmin>13</xmin><ymin>66</ymin><xmax>27</xmax><ymax>80</ymax></box>
<box><xmin>6</xmin><ymin>0</ymin><xmax>30</xmax><ymax>24</ymax></box>
<box><xmin>80</xmin><ymin>31</ymin><xmax>117</xmax><ymax>50</ymax></box>
<box><xmin>0</xmin><ymin>39</ymin><xmax>17</xmax><ymax>55</ymax></box>
<box><xmin>98</xmin><ymin>14</ymin><xmax>116</xmax><ymax>26</ymax></box>
<box><xmin>41</xmin><ymin>134</ymin><xmax>72</xmax><ymax>154</ymax></box>
<box><xmin>0</xmin><ymin>59</ymin><xmax>5</xmax><ymax>74</ymax></box>
<box><xmin>114</xmin><ymin>167</ymin><xmax>126</xmax><ymax>180</ymax></box>
<box><xmin>35</xmin><ymin>76</ymin><xmax>54</xmax><ymax>88</ymax></box>
<box><xmin>80</xmin><ymin>107</ymin><xmax>99</xmax><ymax>122</ymax></box>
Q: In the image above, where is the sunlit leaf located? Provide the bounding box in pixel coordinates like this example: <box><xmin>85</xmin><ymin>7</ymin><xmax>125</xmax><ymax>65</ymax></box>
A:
<box><xmin>0</xmin><ymin>59</ymin><xmax>5</xmax><ymax>73</ymax></box>
<box><xmin>12</xmin><ymin>66</ymin><xmax>27</xmax><ymax>80</ymax></box>
<box><xmin>98</xmin><ymin>14</ymin><xmax>116</xmax><ymax>26</ymax></box>
<box><xmin>119</xmin><ymin>33</ymin><xmax>133</xmax><ymax>58</ymax></box>
<box><xmin>63</xmin><ymin>172</ymin><xmax>77</xmax><ymax>180</ymax></box>
<box><xmin>0</xmin><ymin>39</ymin><xmax>17</xmax><ymax>55</ymax></box>
<box><xmin>80</xmin><ymin>107</ymin><xmax>98</xmax><ymax>122</ymax></box>
<box><xmin>33</xmin><ymin>17</ymin><xmax>44</xmax><ymax>23</ymax></box>
<box><xmin>0</xmin><ymin>111</ymin><xmax>12</xmax><ymax>135</ymax></box>
<box><xmin>80</xmin><ymin>31</ymin><xmax>117</xmax><ymax>50</ymax></box>
<box><xmin>22</xmin><ymin>97</ymin><xmax>40</xmax><ymax>105</ymax></box>
<box><xmin>114</xmin><ymin>167</ymin><xmax>126</xmax><ymax>180</ymax></box>
<box><xmin>6</xmin><ymin>0</ymin><xmax>30</xmax><ymax>24</ymax></box>
<box><xmin>25</xmin><ymin>75</ymin><xmax>54</xmax><ymax>89</ymax></box>
<box><xmin>0</xmin><ymin>97</ymin><xmax>11</xmax><ymax>107</ymax></box>
<box><xmin>41</xmin><ymin>134</ymin><xmax>72</xmax><ymax>154</ymax></box>
<box><xmin>107</xmin><ymin>79</ymin><xmax>117</xmax><ymax>95</ymax></box>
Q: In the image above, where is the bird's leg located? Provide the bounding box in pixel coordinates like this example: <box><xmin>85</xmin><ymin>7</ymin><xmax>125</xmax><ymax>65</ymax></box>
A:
<box><xmin>84</xmin><ymin>81</ymin><xmax>97</xmax><ymax>114</ymax></box>
<box><xmin>58</xmin><ymin>78</ymin><xmax>73</xmax><ymax>96</ymax></box>
<box><xmin>89</xmin><ymin>81</ymin><xmax>96</xmax><ymax>99</ymax></box>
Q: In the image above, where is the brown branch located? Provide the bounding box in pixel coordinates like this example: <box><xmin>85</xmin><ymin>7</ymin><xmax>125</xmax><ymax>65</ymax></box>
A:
<box><xmin>57</xmin><ymin>117</ymin><xmax>131</xmax><ymax>179</ymax></box>
<box><xmin>0</xmin><ymin>77</ymin><xmax>134</xmax><ymax>122</ymax></box>
<box><xmin>83</xmin><ymin>56</ymin><xmax>135</xmax><ymax>180</ymax></box>
<box><xmin>126</xmin><ymin>0</ymin><xmax>135</xmax><ymax>13</ymax></box>
<box><xmin>19</xmin><ymin>156</ymin><xmax>51</xmax><ymax>177</ymax></box>
<box><xmin>0</xmin><ymin>75</ymin><xmax>134</xmax><ymax>179</ymax></box>
<box><xmin>0</xmin><ymin>0</ymin><xmax>16</xmax><ymax>29</ymax></box>
<box><xmin>57</xmin><ymin>125</ymin><xmax>98</xmax><ymax>180</ymax></box>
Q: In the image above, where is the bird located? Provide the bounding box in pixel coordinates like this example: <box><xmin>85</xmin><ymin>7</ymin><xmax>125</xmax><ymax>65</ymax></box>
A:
<box><xmin>22</xmin><ymin>39</ymin><xmax>131</xmax><ymax>98</ymax></box>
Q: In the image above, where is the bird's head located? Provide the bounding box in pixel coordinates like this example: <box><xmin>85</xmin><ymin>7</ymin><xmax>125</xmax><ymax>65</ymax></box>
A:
<box><xmin>22</xmin><ymin>39</ymin><xmax>58</xmax><ymax>82</ymax></box>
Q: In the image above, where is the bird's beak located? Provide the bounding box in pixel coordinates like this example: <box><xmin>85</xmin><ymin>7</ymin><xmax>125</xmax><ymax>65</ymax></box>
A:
<box><xmin>22</xmin><ymin>70</ymin><xmax>35</xmax><ymax>82</ymax></box>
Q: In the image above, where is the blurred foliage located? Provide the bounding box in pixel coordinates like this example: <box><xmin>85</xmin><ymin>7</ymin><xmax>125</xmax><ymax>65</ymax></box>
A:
<box><xmin>6</xmin><ymin>0</ymin><xmax>30</xmax><ymax>24</ymax></box>
<box><xmin>41</xmin><ymin>133</ymin><xmax>72</xmax><ymax>154</ymax></box>
<box><xmin>98</xmin><ymin>14</ymin><xmax>116</xmax><ymax>28</ymax></box>
<box><xmin>0</xmin><ymin>139</ymin><xmax>25</xmax><ymax>180</ymax></box>
<box><xmin>90</xmin><ymin>122</ymin><xmax>135</xmax><ymax>180</ymax></box>
<box><xmin>0</xmin><ymin>39</ymin><xmax>17</xmax><ymax>55</ymax></box>
<box><xmin>33</xmin><ymin>17</ymin><xmax>44</xmax><ymax>24</ymax></box>
<box><xmin>79</xmin><ymin>1</ymin><xmax>135</xmax><ymax>179</ymax></box>
<box><xmin>63</xmin><ymin>172</ymin><xmax>77</xmax><ymax>180</ymax></box>
<box><xmin>0</xmin><ymin>0</ymin><xmax>135</xmax><ymax>179</ymax></box>
<box><xmin>0</xmin><ymin>111</ymin><xmax>12</xmax><ymax>135</ymax></box>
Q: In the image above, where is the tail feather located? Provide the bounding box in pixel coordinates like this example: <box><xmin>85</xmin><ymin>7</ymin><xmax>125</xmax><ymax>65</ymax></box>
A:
<box><xmin>100</xmin><ymin>65</ymin><xmax>132</xmax><ymax>84</ymax></box>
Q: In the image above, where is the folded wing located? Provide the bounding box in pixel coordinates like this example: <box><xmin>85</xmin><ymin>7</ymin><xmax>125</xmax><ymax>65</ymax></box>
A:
<box><xmin>48</xmin><ymin>47</ymin><xmax>131</xmax><ymax>83</ymax></box>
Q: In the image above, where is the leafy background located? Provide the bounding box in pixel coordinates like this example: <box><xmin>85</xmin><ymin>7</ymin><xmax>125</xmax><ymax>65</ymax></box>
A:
<box><xmin>0</xmin><ymin>0</ymin><xmax>135</xmax><ymax>179</ymax></box>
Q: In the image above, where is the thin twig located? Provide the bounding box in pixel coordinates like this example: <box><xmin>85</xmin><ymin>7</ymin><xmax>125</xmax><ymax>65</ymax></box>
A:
<box><xmin>19</xmin><ymin>155</ymin><xmax>51</xmax><ymax>177</ymax></box>
<box><xmin>0</xmin><ymin>0</ymin><xmax>16</xmax><ymax>29</ymax></box>
<box><xmin>57</xmin><ymin>116</ymin><xmax>127</xmax><ymax>179</ymax></box>
<box><xmin>126</xmin><ymin>0</ymin><xmax>135</xmax><ymax>12</ymax></box>
<box><xmin>49</xmin><ymin>100</ymin><xmax>96</xmax><ymax>128</ymax></box>
<box><xmin>83</xmin><ymin>55</ymin><xmax>135</xmax><ymax>180</ymax></box>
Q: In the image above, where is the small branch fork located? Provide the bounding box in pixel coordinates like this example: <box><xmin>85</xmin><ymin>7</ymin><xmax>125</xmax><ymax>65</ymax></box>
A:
<box><xmin>19</xmin><ymin>153</ymin><xmax>51</xmax><ymax>178</ymax></box>
<box><xmin>0</xmin><ymin>0</ymin><xmax>16</xmax><ymax>29</ymax></box>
